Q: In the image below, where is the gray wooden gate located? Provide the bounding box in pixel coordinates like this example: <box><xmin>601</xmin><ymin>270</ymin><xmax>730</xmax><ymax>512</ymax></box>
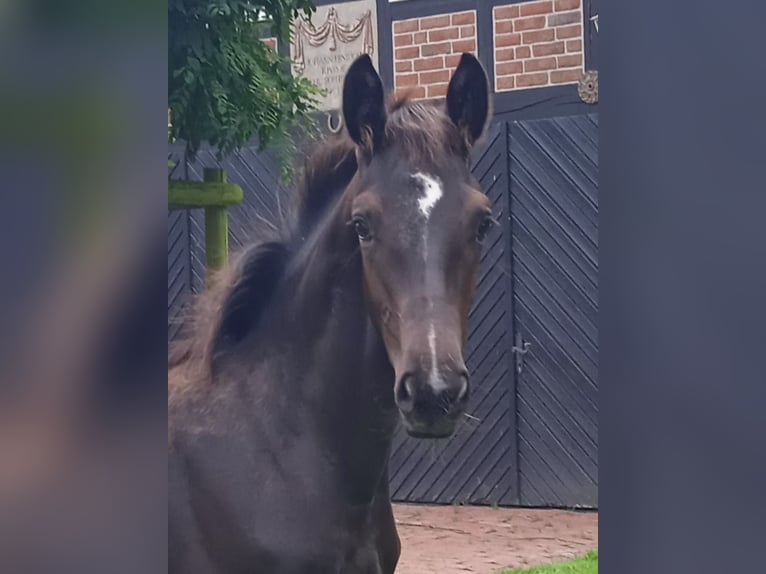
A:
<box><xmin>509</xmin><ymin>114</ymin><xmax>598</xmax><ymax>508</ymax></box>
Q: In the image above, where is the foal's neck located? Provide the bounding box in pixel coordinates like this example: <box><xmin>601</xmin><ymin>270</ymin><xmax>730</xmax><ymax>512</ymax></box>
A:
<box><xmin>283</xmin><ymin>189</ymin><xmax>398</xmax><ymax>502</ymax></box>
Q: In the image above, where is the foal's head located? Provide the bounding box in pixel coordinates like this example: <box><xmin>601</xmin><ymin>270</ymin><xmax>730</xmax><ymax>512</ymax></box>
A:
<box><xmin>341</xmin><ymin>53</ymin><xmax>493</xmax><ymax>438</ymax></box>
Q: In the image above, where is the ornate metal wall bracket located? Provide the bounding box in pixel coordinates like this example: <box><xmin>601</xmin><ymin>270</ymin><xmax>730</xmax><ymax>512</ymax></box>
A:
<box><xmin>578</xmin><ymin>70</ymin><xmax>598</xmax><ymax>104</ymax></box>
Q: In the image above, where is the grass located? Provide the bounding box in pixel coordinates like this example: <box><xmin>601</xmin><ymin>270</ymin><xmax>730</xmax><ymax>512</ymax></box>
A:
<box><xmin>498</xmin><ymin>551</ymin><xmax>598</xmax><ymax>574</ymax></box>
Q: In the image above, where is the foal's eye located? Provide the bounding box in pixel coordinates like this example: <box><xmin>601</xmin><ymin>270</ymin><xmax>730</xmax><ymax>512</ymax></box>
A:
<box><xmin>476</xmin><ymin>216</ymin><xmax>496</xmax><ymax>244</ymax></box>
<box><xmin>352</xmin><ymin>217</ymin><xmax>373</xmax><ymax>242</ymax></box>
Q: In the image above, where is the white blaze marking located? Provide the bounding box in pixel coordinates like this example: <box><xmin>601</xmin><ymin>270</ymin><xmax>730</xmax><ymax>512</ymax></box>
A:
<box><xmin>415</xmin><ymin>173</ymin><xmax>446</xmax><ymax>392</ymax></box>
<box><xmin>414</xmin><ymin>173</ymin><xmax>443</xmax><ymax>220</ymax></box>
<box><xmin>413</xmin><ymin>172</ymin><xmax>443</xmax><ymax>264</ymax></box>
<box><xmin>428</xmin><ymin>323</ymin><xmax>446</xmax><ymax>391</ymax></box>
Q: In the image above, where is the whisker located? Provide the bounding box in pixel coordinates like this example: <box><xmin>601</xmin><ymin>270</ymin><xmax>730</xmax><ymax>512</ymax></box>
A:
<box><xmin>463</xmin><ymin>413</ymin><xmax>481</xmax><ymax>422</ymax></box>
<box><xmin>440</xmin><ymin>393</ymin><xmax>452</xmax><ymax>414</ymax></box>
<box><xmin>454</xmin><ymin>415</ymin><xmax>477</xmax><ymax>435</ymax></box>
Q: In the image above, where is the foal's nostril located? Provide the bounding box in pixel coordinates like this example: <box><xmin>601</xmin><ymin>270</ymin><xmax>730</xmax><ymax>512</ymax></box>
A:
<box><xmin>456</xmin><ymin>375</ymin><xmax>469</xmax><ymax>404</ymax></box>
<box><xmin>396</xmin><ymin>375</ymin><xmax>416</xmax><ymax>413</ymax></box>
<box><xmin>441</xmin><ymin>375</ymin><xmax>469</xmax><ymax>411</ymax></box>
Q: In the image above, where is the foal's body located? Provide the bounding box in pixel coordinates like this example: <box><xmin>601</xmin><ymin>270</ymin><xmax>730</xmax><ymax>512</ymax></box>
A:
<box><xmin>169</xmin><ymin>53</ymin><xmax>493</xmax><ymax>573</ymax></box>
<box><xmin>169</xmin><ymin>197</ymin><xmax>402</xmax><ymax>573</ymax></box>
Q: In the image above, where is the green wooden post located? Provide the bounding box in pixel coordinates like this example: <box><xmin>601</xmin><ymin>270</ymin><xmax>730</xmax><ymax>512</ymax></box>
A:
<box><xmin>203</xmin><ymin>167</ymin><xmax>228</xmax><ymax>274</ymax></box>
<box><xmin>168</xmin><ymin>169</ymin><xmax>243</xmax><ymax>284</ymax></box>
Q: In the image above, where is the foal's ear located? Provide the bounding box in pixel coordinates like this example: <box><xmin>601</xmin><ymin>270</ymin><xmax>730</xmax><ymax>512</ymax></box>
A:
<box><xmin>342</xmin><ymin>54</ymin><xmax>387</xmax><ymax>151</ymax></box>
<box><xmin>446</xmin><ymin>53</ymin><xmax>491</xmax><ymax>147</ymax></box>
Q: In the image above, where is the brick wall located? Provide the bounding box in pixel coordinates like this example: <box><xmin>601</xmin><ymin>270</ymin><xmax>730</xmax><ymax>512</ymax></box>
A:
<box><xmin>493</xmin><ymin>0</ymin><xmax>584</xmax><ymax>91</ymax></box>
<box><xmin>393</xmin><ymin>11</ymin><xmax>477</xmax><ymax>100</ymax></box>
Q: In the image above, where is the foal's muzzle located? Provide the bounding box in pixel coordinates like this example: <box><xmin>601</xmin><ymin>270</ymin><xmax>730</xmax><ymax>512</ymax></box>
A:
<box><xmin>394</xmin><ymin>369</ymin><xmax>469</xmax><ymax>438</ymax></box>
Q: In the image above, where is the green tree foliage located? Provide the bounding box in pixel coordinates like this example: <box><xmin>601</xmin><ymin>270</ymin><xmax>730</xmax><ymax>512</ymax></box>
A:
<box><xmin>169</xmin><ymin>0</ymin><xmax>322</xmax><ymax>170</ymax></box>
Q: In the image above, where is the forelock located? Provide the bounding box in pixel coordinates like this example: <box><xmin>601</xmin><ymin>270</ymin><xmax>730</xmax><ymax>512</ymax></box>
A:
<box><xmin>383</xmin><ymin>94</ymin><xmax>467</xmax><ymax>164</ymax></box>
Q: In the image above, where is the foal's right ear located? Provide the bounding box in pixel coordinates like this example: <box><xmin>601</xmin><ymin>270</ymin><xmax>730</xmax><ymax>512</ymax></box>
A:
<box><xmin>342</xmin><ymin>54</ymin><xmax>387</xmax><ymax>152</ymax></box>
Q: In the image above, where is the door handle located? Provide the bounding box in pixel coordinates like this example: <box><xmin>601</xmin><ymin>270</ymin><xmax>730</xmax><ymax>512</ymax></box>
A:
<box><xmin>512</xmin><ymin>333</ymin><xmax>531</xmax><ymax>375</ymax></box>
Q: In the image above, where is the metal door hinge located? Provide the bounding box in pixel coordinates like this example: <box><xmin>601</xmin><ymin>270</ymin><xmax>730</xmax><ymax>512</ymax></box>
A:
<box><xmin>512</xmin><ymin>333</ymin><xmax>531</xmax><ymax>375</ymax></box>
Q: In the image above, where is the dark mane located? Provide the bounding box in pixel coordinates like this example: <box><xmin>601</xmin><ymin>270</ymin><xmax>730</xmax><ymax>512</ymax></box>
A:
<box><xmin>168</xmin><ymin>133</ymin><xmax>359</xmax><ymax>380</ymax></box>
<box><xmin>169</xmin><ymin>94</ymin><xmax>463</xmax><ymax>382</ymax></box>
<box><xmin>294</xmin><ymin>136</ymin><xmax>358</xmax><ymax>237</ymax></box>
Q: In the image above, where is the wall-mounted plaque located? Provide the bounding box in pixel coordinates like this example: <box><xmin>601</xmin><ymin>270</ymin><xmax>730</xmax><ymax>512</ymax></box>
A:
<box><xmin>291</xmin><ymin>0</ymin><xmax>379</xmax><ymax>112</ymax></box>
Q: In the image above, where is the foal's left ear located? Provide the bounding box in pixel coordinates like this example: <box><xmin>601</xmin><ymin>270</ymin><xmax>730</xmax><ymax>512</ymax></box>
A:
<box><xmin>446</xmin><ymin>53</ymin><xmax>491</xmax><ymax>147</ymax></box>
<box><xmin>342</xmin><ymin>54</ymin><xmax>387</xmax><ymax>151</ymax></box>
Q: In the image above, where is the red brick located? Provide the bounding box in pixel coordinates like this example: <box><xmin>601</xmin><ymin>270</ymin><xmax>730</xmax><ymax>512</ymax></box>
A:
<box><xmin>533</xmin><ymin>41</ymin><xmax>565</xmax><ymax>57</ymax></box>
<box><xmin>395</xmin><ymin>46</ymin><xmax>419</xmax><ymax>60</ymax></box>
<box><xmin>427</xmin><ymin>83</ymin><xmax>449</xmax><ymax>98</ymax></box>
<box><xmin>524</xmin><ymin>57</ymin><xmax>557</xmax><ymax>72</ymax></box>
<box><xmin>551</xmin><ymin>69</ymin><xmax>581</xmax><ymax>83</ymax></box>
<box><xmin>452</xmin><ymin>39</ymin><xmax>476</xmax><ymax>52</ymax></box>
<box><xmin>496</xmin><ymin>76</ymin><xmax>516</xmax><ymax>90</ymax></box>
<box><xmin>394</xmin><ymin>20</ymin><xmax>418</xmax><ymax>34</ymax></box>
<box><xmin>516</xmin><ymin>72</ymin><xmax>549</xmax><ymax>87</ymax></box>
<box><xmin>421</xmin><ymin>42</ymin><xmax>451</xmax><ymax>56</ymax></box>
<box><xmin>429</xmin><ymin>28</ymin><xmax>460</xmax><ymax>42</ymax></box>
<box><xmin>495</xmin><ymin>47</ymin><xmax>516</xmax><ymax>62</ymax></box>
<box><xmin>395</xmin><ymin>73</ymin><xmax>419</xmax><ymax>87</ymax></box>
<box><xmin>495</xmin><ymin>20</ymin><xmax>513</xmax><ymax>34</ymax></box>
<box><xmin>411</xmin><ymin>87</ymin><xmax>427</xmax><ymax>99</ymax></box>
<box><xmin>497</xmin><ymin>61</ymin><xmax>523</xmax><ymax>75</ymax></box>
<box><xmin>514</xmin><ymin>16</ymin><xmax>546</xmax><ymax>31</ymax></box>
<box><xmin>421</xmin><ymin>15</ymin><xmax>450</xmax><ymax>29</ymax></box>
<box><xmin>396</xmin><ymin>86</ymin><xmax>426</xmax><ymax>99</ymax></box>
<box><xmin>460</xmin><ymin>25</ymin><xmax>476</xmax><ymax>38</ymax></box>
<box><xmin>555</xmin><ymin>0</ymin><xmax>580</xmax><ymax>10</ymax></box>
<box><xmin>523</xmin><ymin>29</ymin><xmax>555</xmax><ymax>43</ymax></box>
<box><xmin>395</xmin><ymin>60</ymin><xmax>413</xmax><ymax>73</ymax></box>
<box><xmin>516</xmin><ymin>45</ymin><xmax>532</xmax><ymax>59</ymax></box>
<box><xmin>445</xmin><ymin>54</ymin><xmax>462</xmax><ymax>68</ymax></box>
<box><xmin>394</xmin><ymin>33</ymin><xmax>413</xmax><ymax>47</ymax></box>
<box><xmin>496</xmin><ymin>33</ymin><xmax>521</xmax><ymax>47</ymax></box>
<box><xmin>451</xmin><ymin>12</ymin><xmax>474</xmax><ymax>25</ymax></box>
<box><xmin>556</xmin><ymin>24</ymin><xmax>582</xmax><ymax>39</ymax></box>
<box><xmin>414</xmin><ymin>31</ymin><xmax>427</xmax><ymax>43</ymax></box>
<box><xmin>566</xmin><ymin>39</ymin><xmax>583</xmax><ymax>52</ymax></box>
<box><xmin>420</xmin><ymin>69</ymin><xmax>450</xmax><ymax>84</ymax></box>
<box><xmin>557</xmin><ymin>54</ymin><xmax>582</xmax><ymax>67</ymax></box>
<box><xmin>520</xmin><ymin>1</ymin><xmax>553</xmax><ymax>16</ymax></box>
<box><xmin>495</xmin><ymin>5</ymin><xmax>520</xmax><ymax>19</ymax></box>
<box><xmin>414</xmin><ymin>56</ymin><xmax>445</xmax><ymax>71</ymax></box>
